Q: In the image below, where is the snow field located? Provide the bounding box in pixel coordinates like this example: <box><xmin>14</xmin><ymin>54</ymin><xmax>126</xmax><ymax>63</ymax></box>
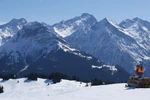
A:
<box><xmin>0</xmin><ymin>78</ymin><xmax>150</xmax><ymax>100</ymax></box>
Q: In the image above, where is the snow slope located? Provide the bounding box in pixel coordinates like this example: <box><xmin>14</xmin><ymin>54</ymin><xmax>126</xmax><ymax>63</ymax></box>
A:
<box><xmin>0</xmin><ymin>78</ymin><xmax>150</xmax><ymax>100</ymax></box>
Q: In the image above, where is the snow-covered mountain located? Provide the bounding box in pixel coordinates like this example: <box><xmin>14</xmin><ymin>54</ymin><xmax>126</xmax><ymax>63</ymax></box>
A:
<box><xmin>0</xmin><ymin>78</ymin><xmax>150</xmax><ymax>100</ymax></box>
<box><xmin>2</xmin><ymin>14</ymin><xmax>150</xmax><ymax>80</ymax></box>
<box><xmin>0</xmin><ymin>21</ymin><xmax>129</xmax><ymax>82</ymax></box>
<box><xmin>119</xmin><ymin>18</ymin><xmax>150</xmax><ymax>76</ymax></box>
<box><xmin>0</xmin><ymin>18</ymin><xmax>27</xmax><ymax>45</ymax></box>
<box><xmin>52</xmin><ymin>13</ymin><xmax>97</xmax><ymax>37</ymax></box>
<box><xmin>52</xmin><ymin>14</ymin><xmax>150</xmax><ymax>76</ymax></box>
<box><xmin>119</xmin><ymin>17</ymin><xmax>150</xmax><ymax>52</ymax></box>
<box><xmin>64</xmin><ymin>18</ymin><xmax>146</xmax><ymax>72</ymax></box>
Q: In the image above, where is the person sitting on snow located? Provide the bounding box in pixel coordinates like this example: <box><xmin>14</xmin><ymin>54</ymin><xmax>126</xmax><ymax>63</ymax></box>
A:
<box><xmin>136</xmin><ymin>61</ymin><xmax>145</xmax><ymax>78</ymax></box>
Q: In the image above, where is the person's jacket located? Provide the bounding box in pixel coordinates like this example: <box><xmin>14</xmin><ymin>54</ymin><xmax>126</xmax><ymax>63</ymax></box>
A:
<box><xmin>136</xmin><ymin>67</ymin><xmax>145</xmax><ymax>74</ymax></box>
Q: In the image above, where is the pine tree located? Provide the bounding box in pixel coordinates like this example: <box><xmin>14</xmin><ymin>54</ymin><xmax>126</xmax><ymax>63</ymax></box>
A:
<box><xmin>0</xmin><ymin>85</ymin><xmax>4</xmax><ymax>93</ymax></box>
<box><xmin>3</xmin><ymin>74</ymin><xmax>17</xmax><ymax>80</ymax></box>
<box><xmin>91</xmin><ymin>78</ymin><xmax>103</xmax><ymax>86</ymax></box>
<box><xmin>48</xmin><ymin>72</ymin><xmax>69</xmax><ymax>83</ymax></box>
<box><xmin>27</xmin><ymin>73</ymin><xmax>38</xmax><ymax>81</ymax></box>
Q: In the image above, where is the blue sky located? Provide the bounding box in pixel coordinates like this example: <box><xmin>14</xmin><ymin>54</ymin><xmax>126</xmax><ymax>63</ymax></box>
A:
<box><xmin>0</xmin><ymin>0</ymin><xmax>150</xmax><ymax>25</ymax></box>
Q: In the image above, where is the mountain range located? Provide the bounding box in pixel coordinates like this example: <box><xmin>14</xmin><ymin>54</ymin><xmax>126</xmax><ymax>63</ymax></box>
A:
<box><xmin>52</xmin><ymin>13</ymin><xmax>150</xmax><ymax>76</ymax></box>
<box><xmin>0</xmin><ymin>18</ymin><xmax>130</xmax><ymax>82</ymax></box>
<box><xmin>1</xmin><ymin>13</ymin><xmax>150</xmax><ymax>81</ymax></box>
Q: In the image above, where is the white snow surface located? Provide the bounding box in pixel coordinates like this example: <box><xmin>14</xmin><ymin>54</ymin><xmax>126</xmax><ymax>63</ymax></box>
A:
<box><xmin>92</xmin><ymin>65</ymin><xmax>117</xmax><ymax>71</ymax></box>
<box><xmin>92</xmin><ymin>65</ymin><xmax>117</xmax><ymax>75</ymax></box>
<box><xmin>53</xmin><ymin>26</ymin><xmax>75</xmax><ymax>38</ymax></box>
<box><xmin>0</xmin><ymin>78</ymin><xmax>150</xmax><ymax>100</ymax></box>
<box><xmin>58</xmin><ymin>41</ymin><xmax>93</xmax><ymax>60</ymax></box>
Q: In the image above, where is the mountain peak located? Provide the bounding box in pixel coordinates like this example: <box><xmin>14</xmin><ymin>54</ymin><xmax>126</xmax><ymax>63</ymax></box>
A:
<box><xmin>98</xmin><ymin>18</ymin><xmax>108</xmax><ymax>24</ymax></box>
<box><xmin>9</xmin><ymin>18</ymin><xmax>27</xmax><ymax>25</ymax></box>
<box><xmin>52</xmin><ymin>13</ymin><xmax>97</xmax><ymax>38</ymax></box>
<box><xmin>99</xmin><ymin>17</ymin><xmax>116</xmax><ymax>26</ymax></box>
<box><xmin>122</xmin><ymin>19</ymin><xmax>133</xmax><ymax>23</ymax></box>
<box><xmin>23</xmin><ymin>21</ymin><xmax>48</xmax><ymax>31</ymax></box>
<box><xmin>21</xmin><ymin>21</ymin><xmax>49</xmax><ymax>37</ymax></box>
<box><xmin>133</xmin><ymin>17</ymin><xmax>142</xmax><ymax>21</ymax></box>
<box><xmin>119</xmin><ymin>17</ymin><xmax>150</xmax><ymax>29</ymax></box>
<box><xmin>81</xmin><ymin>13</ymin><xmax>97</xmax><ymax>22</ymax></box>
<box><xmin>119</xmin><ymin>19</ymin><xmax>134</xmax><ymax>28</ymax></box>
<box><xmin>24</xmin><ymin>21</ymin><xmax>44</xmax><ymax>28</ymax></box>
<box><xmin>81</xmin><ymin>13</ymin><xmax>93</xmax><ymax>18</ymax></box>
<box><xmin>0</xmin><ymin>18</ymin><xmax>28</xmax><ymax>39</ymax></box>
<box><xmin>0</xmin><ymin>18</ymin><xmax>27</xmax><ymax>28</ymax></box>
<box><xmin>91</xmin><ymin>18</ymin><xmax>111</xmax><ymax>30</ymax></box>
<box><xmin>103</xmin><ymin>17</ymin><xmax>109</xmax><ymax>21</ymax></box>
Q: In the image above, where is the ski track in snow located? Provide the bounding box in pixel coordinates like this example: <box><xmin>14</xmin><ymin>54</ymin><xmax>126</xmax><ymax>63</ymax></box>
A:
<box><xmin>0</xmin><ymin>78</ymin><xmax>150</xmax><ymax>100</ymax></box>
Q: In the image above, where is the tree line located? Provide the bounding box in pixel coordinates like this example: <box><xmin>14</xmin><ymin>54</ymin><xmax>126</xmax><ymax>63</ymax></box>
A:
<box><xmin>0</xmin><ymin>72</ymin><xmax>107</xmax><ymax>84</ymax></box>
<box><xmin>0</xmin><ymin>72</ymin><xmax>115</xmax><ymax>93</ymax></box>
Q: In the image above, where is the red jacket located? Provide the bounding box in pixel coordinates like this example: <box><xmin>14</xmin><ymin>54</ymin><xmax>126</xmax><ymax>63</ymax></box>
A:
<box><xmin>136</xmin><ymin>67</ymin><xmax>145</xmax><ymax>74</ymax></box>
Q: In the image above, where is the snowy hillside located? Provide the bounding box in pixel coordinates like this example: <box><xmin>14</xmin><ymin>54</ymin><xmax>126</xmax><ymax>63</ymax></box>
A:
<box><xmin>0</xmin><ymin>78</ymin><xmax>150</xmax><ymax>100</ymax></box>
